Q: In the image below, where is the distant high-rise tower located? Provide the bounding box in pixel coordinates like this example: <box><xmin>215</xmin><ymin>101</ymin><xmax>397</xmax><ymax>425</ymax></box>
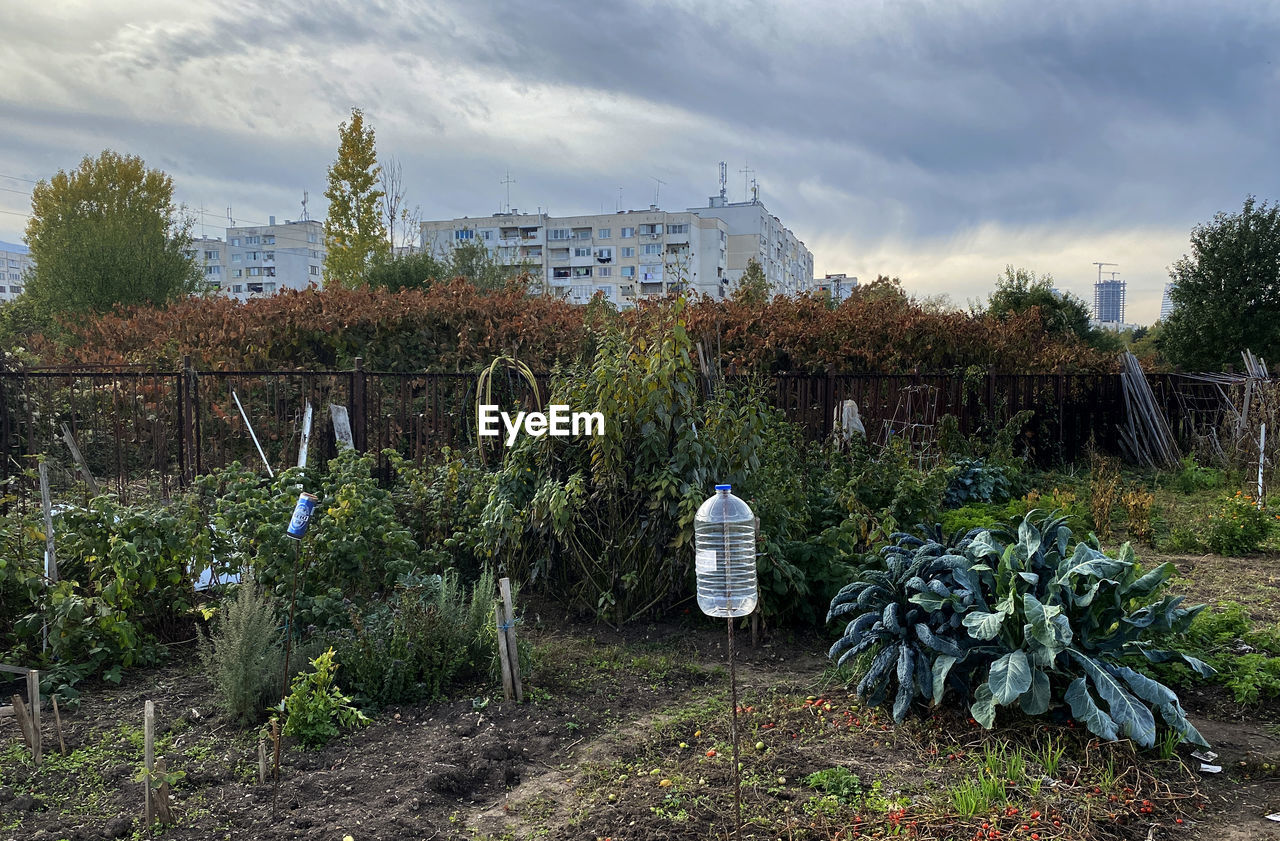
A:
<box><xmin>1160</xmin><ymin>282</ymin><xmax>1177</xmax><ymax>321</ymax></box>
<box><xmin>1094</xmin><ymin>276</ymin><xmax>1126</xmax><ymax>324</ymax></box>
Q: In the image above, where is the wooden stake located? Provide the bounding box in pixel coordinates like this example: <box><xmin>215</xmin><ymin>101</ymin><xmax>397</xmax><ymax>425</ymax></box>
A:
<box><xmin>60</xmin><ymin>422</ymin><xmax>101</xmax><ymax>497</ymax></box>
<box><xmin>11</xmin><ymin>694</ymin><xmax>34</xmax><ymax>755</ymax></box>
<box><xmin>51</xmin><ymin>695</ymin><xmax>66</xmax><ymax>756</ymax></box>
<box><xmin>495</xmin><ymin>604</ymin><xmax>514</xmax><ymax>701</ymax></box>
<box><xmin>258</xmin><ymin>739</ymin><xmax>268</xmax><ymax>784</ymax></box>
<box><xmin>144</xmin><ymin>700</ymin><xmax>155</xmax><ymax>825</ymax></box>
<box><xmin>498</xmin><ymin>578</ymin><xmax>523</xmax><ymax>703</ymax></box>
<box><xmin>153</xmin><ymin>757</ymin><xmax>173</xmax><ymax>825</ymax></box>
<box><xmin>26</xmin><ymin>670</ymin><xmax>41</xmax><ymax>765</ymax></box>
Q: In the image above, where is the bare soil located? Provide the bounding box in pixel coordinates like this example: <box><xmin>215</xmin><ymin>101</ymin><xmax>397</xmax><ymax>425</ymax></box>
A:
<box><xmin>2</xmin><ymin>602</ymin><xmax>1278</xmax><ymax>840</ymax></box>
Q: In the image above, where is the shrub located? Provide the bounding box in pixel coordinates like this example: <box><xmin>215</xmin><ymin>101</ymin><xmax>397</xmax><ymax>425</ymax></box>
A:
<box><xmin>194</xmin><ymin>450</ymin><xmax>422</xmax><ymax>632</ymax></box>
<box><xmin>1200</xmin><ymin>492</ymin><xmax>1273</xmax><ymax>555</ymax></box>
<box><xmin>328</xmin><ymin>569</ymin><xmax>496</xmax><ymax>706</ymax></box>
<box><xmin>943</xmin><ymin>458</ymin><xmax>1012</xmax><ymax>508</ymax></box>
<box><xmin>198</xmin><ymin>580</ymin><xmax>284</xmax><ymax>726</ymax></box>
<box><xmin>280</xmin><ymin>647</ymin><xmax>369</xmax><ymax>749</ymax></box>
<box><xmin>827</xmin><ymin>524</ymin><xmax>986</xmax><ymax>722</ymax></box>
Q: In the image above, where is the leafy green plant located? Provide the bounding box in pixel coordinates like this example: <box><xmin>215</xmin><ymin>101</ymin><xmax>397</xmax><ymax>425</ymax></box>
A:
<box><xmin>198</xmin><ymin>580</ymin><xmax>284</xmax><ymax>726</ymax></box>
<box><xmin>962</xmin><ymin>513</ymin><xmax>1211</xmax><ymax>747</ymax></box>
<box><xmin>827</xmin><ymin>524</ymin><xmax>984</xmax><ymax>721</ymax></box>
<box><xmin>804</xmin><ymin>767</ymin><xmax>863</xmax><ymax>803</ymax></box>
<box><xmin>1165</xmin><ymin>457</ymin><xmax>1223</xmax><ymax>495</ymax></box>
<box><xmin>8</xmin><ymin>494</ymin><xmax>200</xmax><ymax>693</ymax></box>
<box><xmin>280</xmin><ymin>647</ymin><xmax>369</xmax><ymax>749</ymax></box>
<box><xmin>1161</xmin><ymin>601</ymin><xmax>1280</xmax><ymax>704</ymax></box>
<box><xmin>943</xmin><ymin>458</ymin><xmax>1012</xmax><ymax>508</ymax></box>
<box><xmin>194</xmin><ymin>450</ymin><xmax>421</xmax><ymax>632</ymax></box>
<box><xmin>328</xmin><ymin>568</ymin><xmax>496</xmax><ymax>706</ymax></box>
<box><xmin>1199</xmin><ymin>492</ymin><xmax>1273</xmax><ymax>555</ymax></box>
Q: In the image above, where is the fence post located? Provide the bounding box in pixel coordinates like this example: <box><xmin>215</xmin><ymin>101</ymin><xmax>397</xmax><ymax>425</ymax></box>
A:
<box><xmin>352</xmin><ymin>357</ymin><xmax>367</xmax><ymax>452</ymax></box>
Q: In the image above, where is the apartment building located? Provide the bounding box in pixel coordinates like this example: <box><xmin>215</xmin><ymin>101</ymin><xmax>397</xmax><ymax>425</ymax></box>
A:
<box><xmin>811</xmin><ymin>273</ymin><xmax>858</xmax><ymax>303</ymax></box>
<box><xmin>0</xmin><ymin>241</ymin><xmax>31</xmax><ymax>302</ymax></box>
<box><xmin>184</xmin><ymin>218</ymin><xmax>324</xmax><ymax>300</ymax></box>
<box><xmin>420</xmin><ymin>195</ymin><xmax>812</xmax><ymax>305</ymax></box>
<box><xmin>1160</xmin><ymin>282</ymin><xmax>1177</xmax><ymax>321</ymax></box>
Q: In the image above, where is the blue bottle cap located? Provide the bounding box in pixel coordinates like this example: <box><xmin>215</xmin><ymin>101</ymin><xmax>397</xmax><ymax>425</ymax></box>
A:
<box><xmin>715</xmin><ymin>484</ymin><xmax>731</xmax><ymax>491</ymax></box>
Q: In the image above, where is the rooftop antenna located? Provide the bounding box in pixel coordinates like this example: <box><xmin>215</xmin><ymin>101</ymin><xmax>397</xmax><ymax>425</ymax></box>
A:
<box><xmin>739</xmin><ymin>164</ymin><xmax>755</xmax><ymax>202</ymax></box>
<box><xmin>718</xmin><ymin>161</ymin><xmax>728</xmax><ymax>202</ymax></box>
<box><xmin>199</xmin><ymin>202</ymin><xmax>206</xmax><ymax>238</ymax></box>
<box><xmin>617</xmin><ymin>186</ymin><xmax>623</xmax><ymax>212</ymax></box>
<box><xmin>226</xmin><ymin>206</ymin><xmax>235</xmax><ymax>227</ymax></box>
<box><xmin>750</xmin><ymin>177</ymin><xmax>759</xmax><ymax>203</ymax></box>
<box><xmin>501</xmin><ymin>169</ymin><xmax>516</xmax><ymax>213</ymax></box>
<box><xmin>650</xmin><ymin>176</ymin><xmax>666</xmax><ymax>207</ymax></box>
<box><xmin>300</xmin><ymin>191</ymin><xmax>310</xmax><ymax>222</ymax></box>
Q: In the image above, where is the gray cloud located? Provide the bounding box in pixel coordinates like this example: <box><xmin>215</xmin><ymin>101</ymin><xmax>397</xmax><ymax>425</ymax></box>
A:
<box><xmin>1</xmin><ymin>0</ymin><xmax>1278</xmax><ymax>323</ymax></box>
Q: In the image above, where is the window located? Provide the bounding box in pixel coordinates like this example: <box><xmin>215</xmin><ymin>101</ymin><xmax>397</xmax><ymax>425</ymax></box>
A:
<box><xmin>264</xmin><ymin>266</ymin><xmax>276</xmax><ymax>277</ymax></box>
<box><xmin>639</xmin><ymin>224</ymin><xmax>663</xmax><ymax>236</ymax></box>
<box><xmin>573</xmin><ymin>228</ymin><xmax>591</xmax><ymax>240</ymax></box>
<box><xmin>263</xmin><ymin>235</ymin><xmax>275</xmax><ymax>245</ymax></box>
<box><xmin>247</xmin><ymin>251</ymin><xmax>260</xmax><ymax>261</ymax></box>
<box><xmin>232</xmin><ymin>253</ymin><xmax>242</xmax><ymax>263</ymax></box>
<box><xmin>308</xmin><ymin>233</ymin><xmax>319</xmax><ymax>244</ymax></box>
<box><xmin>247</xmin><ymin>282</ymin><xmax>263</xmax><ymax>294</ymax></box>
<box><xmin>309</xmin><ymin>265</ymin><xmax>319</xmax><ymax>276</ymax></box>
<box><xmin>231</xmin><ymin>238</ymin><xmax>241</xmax><ymax>246</ymax></box>
<box><xmin>248</xmin><ymin>267</ymin><xmax>262</xmax><ymax>277</ymax></box>
<box><xmin>204</xmin><ymin>250</ymin><xmax>219</xmax><ymax>261</ymax></box>
<box><xmin>595</xmin><ymin>247</ymin><xmax>613</xmax><ymax>260</ymax></box>
<box><xmin>641</xmin><ymin>264</ymin><xmax>663</xmax><ymax>281</ymax></box>
<box><xmin>642</xmin><ymin>243</ymin><xmax>661</xmax><ymax>255</ymax></box>
<box><xmin>481</xmin><ymin>230</ymin><xmax>493</xmax><ymax>241</ymax></box>
<box><xmin>621</xmin><ymin>266</ymin><xmax>636</xmax><ymax>277</ymax></box>
<box><xmin>553</xmin><ymin>267</ymin><xmax>572</xmax><ymax>279</ymax></box>
<box><xmin>620</xmin><ymin>247</ymin><xmax>635</xmax><ymax>258</ymax></box>
<box><xmin>548</xmin><ymin>228</ymin><xmax>571</xmax><ymax>240</ymax></box>
<box><xmin>620</xmin><ymin>227</ymin><xmax>635</xmax><ymax>238</ymax></box>
<box><xmin>205</xmin><ymin>265</ymin><xmax>221</xmax><ymax>275</ymax></box>
<box><xmin>9</xmin><ymin>285</ymin><xmax>20</xmax><ymax>294</ymax></box>
<box><xmin>573</xmin><ymin>246</ymin><xmax>591</xmax><ymax>258</ymax></box>
<box><xmin>232</xmin><ymin>269</ymin><xmax>243</xmax><ymax>278</ymax></box>
<box><xmin>262</xmin><ymin>282</ymin><xmax>276</xmax><ymax>293</ymax></box>
<box><xmin>264</xmin><ymin>251</ymin><xmax>275</xmax><ymax>261</ymax></box>
<box><xmin>245</xmin><ymin>235</ymin><xmax>261</xmax><ymax>245</ymax></box>
<box><xmin>572</xmin><ymin>267</ymin><xmax>592</xmax><ymax>278</ymax></box>
<box><xmin>232</xmin><ymin>285</ymin><xmax>244</xmax><ymax>293</ymax></box>
<box><xmin>597</xmin><ymin>267</ymin><xmax>611</xmax><ymax>277</ymax></box>
<box><xmin>0</xmin><ymin>287</ymin><xmax>6</xmax><ymax>294</ymax></box>
<box><xmin>597</xmin><ymin>228</ymin><xmax>610</xmax><ymax>239</ymax></box>
<box><xmin>668</xmin><ymin>224</ymin><xmax>689</xmax><ymax>234</ymax></box>
<box><xmin>455</xmin><ymin>229</ymin><xmax>474</xmax><ymax>241</ymax></box>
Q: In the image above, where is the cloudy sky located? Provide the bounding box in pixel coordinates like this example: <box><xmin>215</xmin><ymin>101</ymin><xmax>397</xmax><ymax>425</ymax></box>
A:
<box><xmin>2</xmin><ymin>0</ymin><xmax>1277</xmax><ymax>322</ymax></box>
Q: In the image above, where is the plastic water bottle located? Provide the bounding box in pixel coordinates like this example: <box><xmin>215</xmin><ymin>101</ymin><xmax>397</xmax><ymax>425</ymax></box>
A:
<box><xmin>694</xmin><ymin>484</ymin><xmax>758</xmax><ymax>618</ymax></box>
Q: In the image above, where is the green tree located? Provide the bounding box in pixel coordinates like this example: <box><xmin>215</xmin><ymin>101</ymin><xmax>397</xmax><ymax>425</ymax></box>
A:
<box><xmin>1160</xmin><ymin>196</ymin><xmax>1280</xmax><ymax>371</ymax></box>
<box><xmin>23</xmin><ymin>150</ymin><xmax>200</xmax><ymax>317</ymax></box>
<box><xmin>986</xmin><ymin>266</ymin><xmax>1090</xmax><ymax>338</ymax></box>
<box><xmin>733</xmin><ymin>257</ymin><xmax>770</xmax><ymax>303</ymax></box>
<box><xmin>323</xmin><ymin>108</ymin><xmax>388</xmax><ymax>287</ymax></box>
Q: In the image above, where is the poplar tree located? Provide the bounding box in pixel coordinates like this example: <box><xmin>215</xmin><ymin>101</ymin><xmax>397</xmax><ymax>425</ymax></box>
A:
<box><xmin>323</xmin><ymin>108</ymin><xmax>388</xmax><ymax>287</ymax></box>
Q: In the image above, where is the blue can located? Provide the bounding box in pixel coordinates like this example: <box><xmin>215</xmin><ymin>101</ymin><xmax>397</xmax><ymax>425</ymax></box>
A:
<box><xmin>286</xmin><ymin>492</ymin><xmax>318</xmax><ymax>540</ymax></box>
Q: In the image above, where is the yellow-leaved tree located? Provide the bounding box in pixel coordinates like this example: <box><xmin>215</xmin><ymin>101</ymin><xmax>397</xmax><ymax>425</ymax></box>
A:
<box><xmin>323</xmin><ymin>108</ymin><xmax>389</xmax><ymax>287</ymax></box>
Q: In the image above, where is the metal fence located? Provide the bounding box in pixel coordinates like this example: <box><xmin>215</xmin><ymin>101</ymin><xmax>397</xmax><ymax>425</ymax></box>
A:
<box><xmin>0</xmin><ymin>362</ymin><xmax>1234</xmax><ymax>499</ymax></box>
